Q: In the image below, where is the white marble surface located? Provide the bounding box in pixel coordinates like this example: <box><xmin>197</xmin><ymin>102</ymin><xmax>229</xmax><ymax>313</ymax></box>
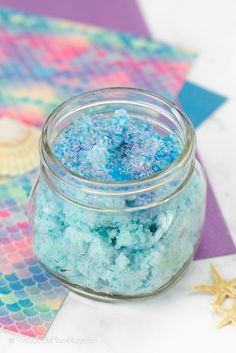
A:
<box><xmin>1</xmin><ymin>0</ymin><xmax>236</xmax><ymax>352</ymax></box>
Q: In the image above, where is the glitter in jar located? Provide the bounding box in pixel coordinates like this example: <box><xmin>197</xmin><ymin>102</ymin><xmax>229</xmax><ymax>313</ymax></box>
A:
<box><xmin>52</xmin><ymin>109</ymin><xmax>182</xmax><ymax>181</ymax></box>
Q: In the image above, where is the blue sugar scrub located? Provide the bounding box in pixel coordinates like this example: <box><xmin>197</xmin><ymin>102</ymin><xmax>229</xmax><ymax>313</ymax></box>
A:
<box><xmin>29</xmin><ymin>90</ymin><xmax>207</xmax><ymax>299</ymax></box>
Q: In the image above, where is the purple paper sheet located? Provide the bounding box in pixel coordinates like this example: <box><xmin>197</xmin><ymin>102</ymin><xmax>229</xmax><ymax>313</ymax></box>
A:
<box><xmin>0</xmin><ymin>0</ymin><xmax>235</xmax><ymax>259</ymax></box>
<box><xmin>0</xmin><ymin>0</ymin><xmax>149</xmax><ymax>35</ymax></box>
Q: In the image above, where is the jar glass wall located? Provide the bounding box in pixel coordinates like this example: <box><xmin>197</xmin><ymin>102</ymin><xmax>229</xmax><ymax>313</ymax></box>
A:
<box><xmin>28</xmin><ymin>88</ymin><xmax>207</xmax><ymax>300</ymax></box>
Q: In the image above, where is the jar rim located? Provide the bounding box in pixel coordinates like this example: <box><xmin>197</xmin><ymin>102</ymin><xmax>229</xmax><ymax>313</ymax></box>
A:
<box><xmin>41</xmin><ymin>87</ymin><xmax>196</xmax><ymax>190</ymax></box>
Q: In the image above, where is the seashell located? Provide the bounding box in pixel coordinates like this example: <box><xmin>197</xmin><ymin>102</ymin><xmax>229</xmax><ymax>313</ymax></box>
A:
<box><xmin>0</xmin><ymin>117</ymin><xmax>40</xmax><ymax>176</ymax></box>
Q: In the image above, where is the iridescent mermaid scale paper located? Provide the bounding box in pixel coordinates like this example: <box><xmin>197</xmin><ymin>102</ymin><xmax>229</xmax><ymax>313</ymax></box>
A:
<box><xmin>0</xmin><ymin>8</ymin><xmax>195</xmax><ymax>337</ymax></box>
<box><xmin>0</xmin><ymin>172</ymin><xmax>67</xmax><ymax>337</ymax></box>
<box><xmin>0</xmin><ymin>8</ymin><xmax>195</xmax><ymax>127</ymax></box>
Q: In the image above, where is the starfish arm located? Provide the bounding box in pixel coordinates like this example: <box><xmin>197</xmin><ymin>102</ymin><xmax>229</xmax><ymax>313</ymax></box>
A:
<box><xmin>217</xmin><ymin>317</ymin><xmax>231</xmax><ymax>329</ymax></box>
<box><xmin>229</xmin><ymin>278</ymin><xmax>236</xmax><ymax>287</ymax></box>
<box><xmin>211</xmin><ymin>264</ymin><xmax>223</xmax><ymax>283</ymax></box>
<box><xmin>213</xmin><ymin>304</ymin><xmax>229</xmax><ymax>314</ymax></box>
<box><xmin>227</xmin><ymin>287</ymin><xmax>236</xmax><ymax>297</ymax></box>
<box><xmin>233</xmin><ymin>299</ymin><xmax>236</xmax><ymax>310</ymax></box>
<box><xmin>193</xmin><ymin>284</ymin><xmax>217</xmax><ymax>294</ymax></box>
<box><xmin>232</xmin><ymin>319</ymin><xmax>236</xmax><ymax>326</ymax></box>
<box><xmin>214</xmin><ymin>292</ymin><xmax>227</xmax><ymax>305</ymax></box>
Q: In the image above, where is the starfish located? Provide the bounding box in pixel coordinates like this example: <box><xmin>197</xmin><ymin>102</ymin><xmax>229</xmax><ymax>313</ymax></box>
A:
<box><xmin>193</xmin><ymin>264</ymin><xmax>236</xmax><ymax>305</ymax></box>
<box><xmin>214</xmin><ymin>299</ymin><xmax>236</xmax><ymax>328</ymax></box>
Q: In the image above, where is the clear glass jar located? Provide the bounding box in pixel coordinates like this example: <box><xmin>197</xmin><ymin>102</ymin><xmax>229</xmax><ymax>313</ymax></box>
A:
<box><xmin>28</xmin><ymin>88</ymin><xmax>207</xmax><ymax>300</ymax></box>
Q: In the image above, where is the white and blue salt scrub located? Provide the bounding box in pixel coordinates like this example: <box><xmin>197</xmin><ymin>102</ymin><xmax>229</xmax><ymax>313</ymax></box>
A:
<box><xmin>29</xmin><ymin>90</ymin><xmax>207</xmax><ymax>299</ymax></box>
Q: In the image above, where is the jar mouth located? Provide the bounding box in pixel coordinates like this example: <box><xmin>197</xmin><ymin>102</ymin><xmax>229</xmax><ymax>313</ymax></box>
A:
<box><xmin>41</xmin><ymin>87</ymin><xmax>196</xmax><ymax>190</ymax></box>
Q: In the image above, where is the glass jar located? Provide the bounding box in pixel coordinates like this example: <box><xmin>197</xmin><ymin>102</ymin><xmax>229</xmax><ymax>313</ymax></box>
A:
<box><xmin>28</xmin><ymin>87</ymin><xmax>207</xmax><ymax>300</ymax></box>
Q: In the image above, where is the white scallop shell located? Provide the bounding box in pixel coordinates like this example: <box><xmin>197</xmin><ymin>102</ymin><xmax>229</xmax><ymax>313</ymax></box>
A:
<box><xmin>0</xmin><ymin>118</ymin><xmax>40</xmax><ymax>176</ymax></box>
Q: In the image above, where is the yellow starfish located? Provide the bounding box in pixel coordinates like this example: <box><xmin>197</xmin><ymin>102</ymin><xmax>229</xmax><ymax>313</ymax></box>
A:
<box><xmin>193</xmin><ymin>264</ymin><xmax>236</xmax><ymax>305</ymax></box>
<box><xmin>214</xmin><ymin>299</ymin><xmax>236</xmax><ymax>328</ymax></box>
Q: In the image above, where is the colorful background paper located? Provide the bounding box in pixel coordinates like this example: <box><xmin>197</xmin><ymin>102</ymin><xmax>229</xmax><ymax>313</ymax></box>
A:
<box><xmin>178</xmin><ymin>82</ymin><xmax>227</xmax><ymax>128</ymax></box>
<box><xmin>0</xmin><ymin>8</ymin><xmax>195</xmax><ymax>125</ymax></box>
<box><xmin>0</xmin><ymin>172</ymin><xmax>67</xmax><ymax>338</ymax></box>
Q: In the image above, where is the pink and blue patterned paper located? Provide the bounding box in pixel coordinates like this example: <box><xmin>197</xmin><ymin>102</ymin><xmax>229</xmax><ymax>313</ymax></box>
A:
<box><xmin>0</xmin><ymin>8</ymin><xmax>195</xmax><ymax>337</ymax></box>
